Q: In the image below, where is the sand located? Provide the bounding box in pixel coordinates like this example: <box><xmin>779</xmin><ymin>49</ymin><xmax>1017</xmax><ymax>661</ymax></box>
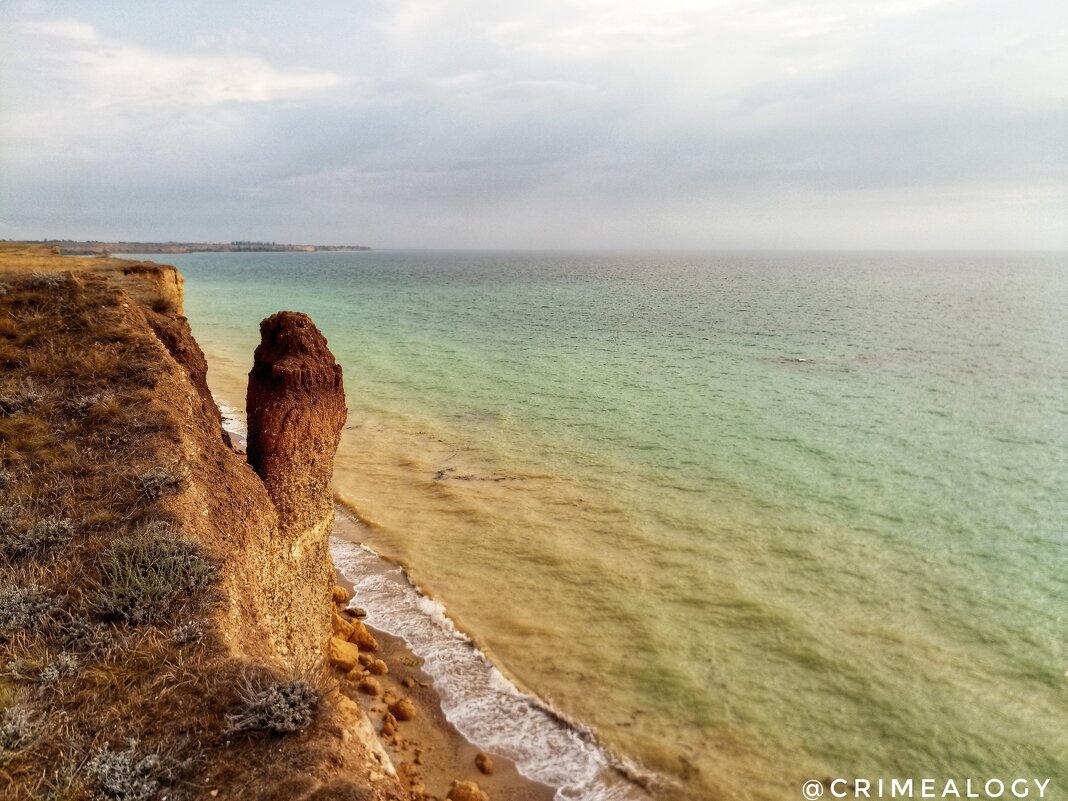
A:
<box><xmin>332</xmin><ymin>569</ymin><xmax>558</xmax><ymax>801</ymax></box>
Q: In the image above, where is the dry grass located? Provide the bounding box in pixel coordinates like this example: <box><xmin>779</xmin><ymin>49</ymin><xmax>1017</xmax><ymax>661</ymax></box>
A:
<box><xmin>0</xmin><ymin>249</ymin><xmax>344</xmax><ymax>801</ymax></box>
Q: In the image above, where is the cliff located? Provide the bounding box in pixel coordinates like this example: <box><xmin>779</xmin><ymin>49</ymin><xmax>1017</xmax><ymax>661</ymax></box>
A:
<box><xmin>0</xmin><ymin>244</ymin><xmax>402</xmax><ymax>800</ymax></box>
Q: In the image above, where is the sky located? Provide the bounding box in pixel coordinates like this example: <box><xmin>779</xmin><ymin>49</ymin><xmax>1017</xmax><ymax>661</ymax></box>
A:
<box><xmin>0</xmin><ymin>0</ymin><xmax>1065</xmax><ymax>249</ymax></box>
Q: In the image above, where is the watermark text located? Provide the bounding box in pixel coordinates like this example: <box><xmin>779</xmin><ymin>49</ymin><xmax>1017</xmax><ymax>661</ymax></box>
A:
<box><xmin>801</xmin><ymin>778</ymin><xmax>1051</xmax><ymax>800</ymax></box>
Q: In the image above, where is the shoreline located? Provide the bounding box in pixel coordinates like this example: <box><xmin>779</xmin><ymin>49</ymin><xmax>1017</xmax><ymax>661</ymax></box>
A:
<box><xmin>214</xmin><ymin>374</ymin><xmax>655</xmax><ymax>801</ymax></box>
<box><xmin>222</xmin><ymin>409</ymin><xmax>557</xmax><ymax>799</ymax></box>
<box><xmin>330</xmin><ymin>512</ymin><xmax>657</xmax><ymax>801</ymax></box>
<box><xmin>330</xmin><ymin>547</ymin><xmax>557</xmax><ymax>801</ymax></box>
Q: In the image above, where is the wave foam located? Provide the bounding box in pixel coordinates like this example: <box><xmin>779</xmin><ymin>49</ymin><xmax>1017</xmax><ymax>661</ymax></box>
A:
<box><xmin>216</xmin><ymin>401</ymin><xmax>247</xmax><ymax>440</ymax></box>
<box><xmin>330</xmin><ymin>537</ymin><xmax>649</xmax><ymax>801</ymax></box>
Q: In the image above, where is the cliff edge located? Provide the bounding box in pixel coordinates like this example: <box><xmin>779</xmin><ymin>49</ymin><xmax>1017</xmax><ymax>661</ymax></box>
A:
<box><xmin>0</xmin><ymin>244</ymin><xmax>402</xmax><ymax>800</ymax></box>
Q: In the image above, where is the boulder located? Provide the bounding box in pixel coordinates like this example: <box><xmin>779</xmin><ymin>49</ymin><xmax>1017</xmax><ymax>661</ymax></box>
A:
<box><xmin>332</xmin><ymin>609</ymin><xmax>355</xmax><ymax>639</ymax></box>
<box><xmin>357</xmin><ymin>676</ymin><xmax>381</xmax><ymax>696</ymax></box>
<box><xmin>367</xmin><ymin>659</ymin><xmax>388</xmax><ymax>676</ymax></box>
<box><xmin>389</xmin><ymin>698</ymin><xmax>417</xmax><ymax>722</ymax></box>
<box><xmin>447</xmin><ymin>781</ymin><xmax>488</xmax><ymax>801</ymax></box>
<box><xmin>381</xmin><ymin>712</ymin><xmax>397</xmax><ymax>737</ymax></box>
<box><xmin>474</xmin><ymin>753</ymin><xmax>493</xmax><ymax>775</ymax></box>
<box><xmin>328</xmin><ymin>636</ymin><xmax>360</xmax><ymax>672</ymax></box>
<box><xmin>350</xmin><ymin>620</ymin><xmax>379</xmax><ymax>651</ymax></box>
<box><xmin>328</xmin><ymin>615</ymin><xmax>354</xmax><ymax>640</ymax></box>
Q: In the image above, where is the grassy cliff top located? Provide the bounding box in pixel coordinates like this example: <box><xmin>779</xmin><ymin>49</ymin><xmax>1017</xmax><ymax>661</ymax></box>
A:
<box><xmin>0</xmin><ymin>244</ymin><xmax>399</xmax><ymax>801</ymax></box>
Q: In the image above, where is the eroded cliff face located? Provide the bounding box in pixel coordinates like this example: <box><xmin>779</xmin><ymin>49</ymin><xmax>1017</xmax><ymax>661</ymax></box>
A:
<box><xmin>0</xmin><ymin>244</ymin><xmax>401</xmax><ymax>800</ymax></box>
<box><xmin>246</xmin><ymin>311</ymin><xmax>348</xmax><ymax>667</ymax></box>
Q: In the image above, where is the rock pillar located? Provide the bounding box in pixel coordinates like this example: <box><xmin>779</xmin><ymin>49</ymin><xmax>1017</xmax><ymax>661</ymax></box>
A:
<box><xmin>247</xmin><ymin>311</ymin><xmax>347</xmax><ymax>665</ymax></box>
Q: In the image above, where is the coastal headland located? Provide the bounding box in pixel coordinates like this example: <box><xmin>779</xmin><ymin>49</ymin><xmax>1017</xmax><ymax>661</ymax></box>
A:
<box><xmin>0</xmin><ymin>244</ymin><xmax>549</xmax><ymax>801</ymax></box>
<box><xmin>3</xmin><ymin>241</ymin><xmax>371</xmax><ymax>256</ymax></box>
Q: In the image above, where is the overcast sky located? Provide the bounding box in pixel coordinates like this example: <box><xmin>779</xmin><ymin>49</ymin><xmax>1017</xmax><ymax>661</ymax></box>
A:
<box><xmin>1</xmin><ymin>0</ymin><xmax>1065</xmax><ymax>249</ymax></box>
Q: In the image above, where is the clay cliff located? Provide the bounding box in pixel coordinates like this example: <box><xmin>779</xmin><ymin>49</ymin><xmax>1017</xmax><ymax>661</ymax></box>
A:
<box><xmin>0</xmin><ymin>244</ymin><xmax>402</xmax><ymax>801</ymax></box>
<box><xmin>247</xmin><ymin>312</ymin><xmax>348</xmax><ymax>667</ymax></box>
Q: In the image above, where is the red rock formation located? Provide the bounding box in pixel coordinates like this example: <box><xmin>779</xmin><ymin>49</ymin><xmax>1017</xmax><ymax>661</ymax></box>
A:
<box><xmin>247</xmin><ymin>311</ymin><xmax>347</xmax><ymax>665</ymax></box>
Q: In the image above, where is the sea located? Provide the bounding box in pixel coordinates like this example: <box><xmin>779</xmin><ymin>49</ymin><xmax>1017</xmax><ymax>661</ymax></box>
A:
<box><xmin>145</xmin><ymin>250</ymin><xmax>1067</xmax><ymax>801</ymax></box>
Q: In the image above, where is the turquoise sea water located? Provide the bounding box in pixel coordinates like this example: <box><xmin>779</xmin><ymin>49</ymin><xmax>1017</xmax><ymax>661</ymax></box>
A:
<box><xmin>162</xmin><ymin>251</ymin><xmax>1066</xmax><ymax>800</ymax></box>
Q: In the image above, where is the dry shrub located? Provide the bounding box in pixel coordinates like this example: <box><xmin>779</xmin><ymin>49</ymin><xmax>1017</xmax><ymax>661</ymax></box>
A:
<box><xmin>90</xmin><ymin>521</ymin><xmax>217</xmax><ymax>625</ymax></box>
<box><xmin>0</xmin><ymin>703</ymin><xmax>42</xmax><ymax>773</ymax></box>
<box><xmin>131</xmin><ymin>467</ymin><xmax>184</xmax><ymax>501</ymax></box>
<box><xmin>23</xmin><ymin>273</ymin><xmax>69</xmax><ymax>291</ymax></box>
<box><xmin>0</xmin><ymin>584</ymin><xmax>55</xmax><ymax>639</ymax></box>
<box><xmin>228</xmin><ymin>677</ymin><xmax>320</xmax><ymax>735</ymax></box>
<box><xmin>86</xmin><ymin>742</ymin><xmax>164</xmax><ymax>801</ymax></box>
<box><xmin>3</xmin><ymin>516</ymin><xmax>76</xmax><ymax>561</ymax></box>
<box><xmin>171</xmin><ymin>621</ymin><xmax>203</xmax><ymax>646</ymax></box>
<box><xmin>0</xmin><ymin>380</ymin><xmax>42</xmax><ymax>416</ymax></box>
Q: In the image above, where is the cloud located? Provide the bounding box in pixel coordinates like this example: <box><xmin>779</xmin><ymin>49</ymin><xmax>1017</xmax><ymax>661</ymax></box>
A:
<box><xmin>22</xmin><ymin>17</ymin><xmax>97</xmax><ymax>41</ymax></box>
<box><xmin>17</xmin><ymin>17</ymin><xmax>343</xmax><ymax>109</ymax></box>
<box><xmin>0</xmin><ymin>1</ymin><xmax>1065</xmax><ymax>247</ymax></box>
<box><xmin>78</xmin><ymin>47</ymin><xmax>343</xmax><ymax>107</ymax></box>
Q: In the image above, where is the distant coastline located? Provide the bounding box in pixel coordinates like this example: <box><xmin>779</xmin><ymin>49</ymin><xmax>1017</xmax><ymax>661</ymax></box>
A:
<box><xmin>5</xmin><ymin>239</ymin><xmax>371</xmax><ymax>255</ymax></box>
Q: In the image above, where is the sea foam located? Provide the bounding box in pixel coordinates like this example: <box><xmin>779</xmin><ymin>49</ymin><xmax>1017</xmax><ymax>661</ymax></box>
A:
<box><xmin>330</xmin><ymin>536</ymin><xmax>649</xmax><ymax>801</ymax></box>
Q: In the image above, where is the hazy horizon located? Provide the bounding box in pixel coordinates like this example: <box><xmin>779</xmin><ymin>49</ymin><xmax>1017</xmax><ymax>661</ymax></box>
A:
<box><xmin>7</xmin><ymin>239</ymin><xmax>1068</xmax><ymax>255</ymax></box>
<box><xmin>1</xmin><ymin>1</ymin><xmax>1066</xmax><ymax>250</ymax></box>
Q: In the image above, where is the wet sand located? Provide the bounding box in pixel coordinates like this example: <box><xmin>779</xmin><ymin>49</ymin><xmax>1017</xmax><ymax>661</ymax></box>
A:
<box><xmin>332</xmin><ymin>568</ymin><xmax>558</xmax><ymax>801</ymax></box>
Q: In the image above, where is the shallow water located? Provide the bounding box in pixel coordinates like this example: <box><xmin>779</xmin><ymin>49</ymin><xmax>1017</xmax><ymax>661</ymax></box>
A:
<box><xmin>163</xmin><ymin>250</ymin><xmax>1068</xmax><ymax>800</ymax></box>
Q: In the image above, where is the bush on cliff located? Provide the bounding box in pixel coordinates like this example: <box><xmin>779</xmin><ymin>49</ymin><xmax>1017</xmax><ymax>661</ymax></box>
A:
<box><xmin>228</xmin><ymin>677</ymin><xmax>321</xmax><ymax>735</ymax></box>
<box><xmin>0</xmin><ymin>583</ymin><xmax>55</xmax><ymax>639</ymax></box>
<box><xmin>86</xmin><ymin>742</ymin><xmax>164</xmax><ymax>801</ymax></box>
<box><xmin>90</xmin><ymin>521</ymin><xmax>218</xmax><ymax>624</ymax></box>
<box><xmin>132</xmin><ymin>467</ymin><xmax>184</xmax><ymax>501</ymax></box>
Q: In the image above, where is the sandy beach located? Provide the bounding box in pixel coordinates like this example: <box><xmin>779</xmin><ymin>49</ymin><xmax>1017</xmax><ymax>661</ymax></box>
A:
<box><xmin>331</xmin><ymin>569</ymin><xmax>557</xmax><ymax>801</ymax></box>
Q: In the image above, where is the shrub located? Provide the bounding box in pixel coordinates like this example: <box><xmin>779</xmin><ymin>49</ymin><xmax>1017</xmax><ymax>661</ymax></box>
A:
<box><xmin>0</xmin><ymin>381</ymin><xmax>41</xmax><ymax>415</ymax></box>
<box><xmin>171</xmin><ymin>621</ymin><xmax>203</xmax><ymax>645</ymax></box>
<box><xmin>5</xmin><ymin>516</ymin><xmax>75</xmax><ymax>560</ymax></box>
<box><xmin>0</xmin><ymin>505</ymin><xmax>19</xmax><ymax>537</ymax></box>
<box><xmin>0</xmin><ymin>584</ymin><xmax>54</xmax><ymax>638</ymax></box>
<box><xmin>24</xmin><ymin>273</ymin><xmax>68</xmax><ymax>290</ymax></box>
<box><xmin>53</xmin><ymin>610</ymin><xmax>102</xmax><ymax>650</ymax></box>
<box><xmin>2</xmin><ymin>658</ymin><xmax>35</xmax><ymax>679</ymax></box>
<box><xmin>228</xmin><ymin>679</ymin><xmax>319</xmax><ymax>735</ymax></box>
<box><xmin>68</xmin><ymin>391</ymin><xmax>110</xmax><ymax>413</ymax></box>
<box><xmin>91</xmin><ymin>522</ymin><xmax>217</xmax><ymax>624</ymax></box>
<box><xmin>0</xmin><ymin>704</ymin><xmax>39</xmax><ymax>752</ymax></box>
<box><xmin>86</xmin><ymin>743</ymin><xmax>161</xmax><ymax>801</ymax></box>
<box><xmin>132</xmin><ymin>468</ymin><xmax>183</xmax><ymax>501</ymax></box>
<box><xmin>38</xmin><ymin>652</ymin><xmax>78</xmax><ymax>683</ymax></box>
